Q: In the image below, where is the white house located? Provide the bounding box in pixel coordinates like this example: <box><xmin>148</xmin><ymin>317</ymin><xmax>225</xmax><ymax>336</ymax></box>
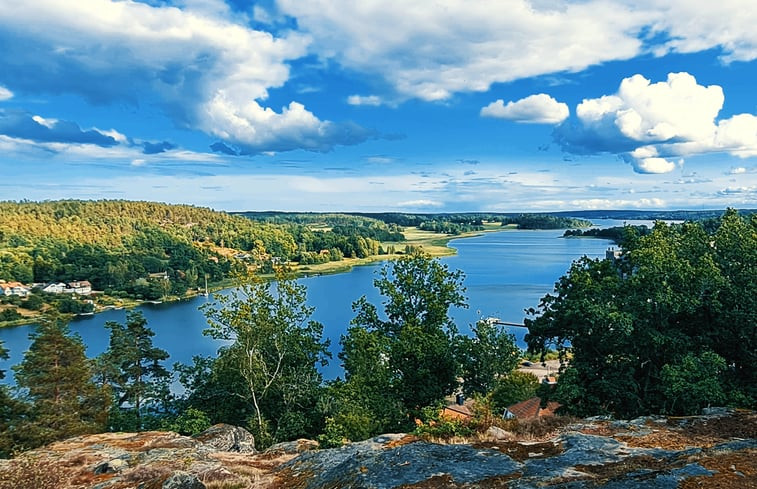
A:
<box><xmin>65</xmin><ymin>281</ymin><xmax>92</xmax><ymax>295</ymax></box>
<box><xmin>0</xmin><ymin>281</ymin><xmax>31</xmax><ymax>297</ymax></box>
<box><xmin>42</xmin><ymin>282</ymin><xmax>67</xmax><ymax>294</ymax></box>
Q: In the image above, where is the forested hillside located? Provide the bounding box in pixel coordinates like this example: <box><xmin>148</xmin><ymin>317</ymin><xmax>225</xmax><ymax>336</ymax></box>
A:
<box><xmin>0</xmin><ymin>201</ymin><xmax>402</xmax><ymax>309</ymax></box>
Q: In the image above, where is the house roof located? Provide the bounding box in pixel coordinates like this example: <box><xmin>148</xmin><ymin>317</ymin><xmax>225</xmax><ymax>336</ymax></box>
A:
<box><xmin>442</xmin><ymin>403</ymin><xmax>472</xmax><ymax>417</ymax></box>
<box><xmin>506</xmin><ymin>397</ymin><xmax>561</xmax><ymax>419</ymax></box>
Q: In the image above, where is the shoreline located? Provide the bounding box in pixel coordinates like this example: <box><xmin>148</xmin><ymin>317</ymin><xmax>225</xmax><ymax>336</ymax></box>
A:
<box><xmin>0</xmin><ymin>224</ymin><xmax>515</xmax><ymax>329</ymax></box>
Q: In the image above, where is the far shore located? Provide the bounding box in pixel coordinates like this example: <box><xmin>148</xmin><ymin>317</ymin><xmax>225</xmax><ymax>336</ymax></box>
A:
<box><xmin>0</xmin><ymin>224</ymin><xmax>512</xmax><ymax>329</ymax></box>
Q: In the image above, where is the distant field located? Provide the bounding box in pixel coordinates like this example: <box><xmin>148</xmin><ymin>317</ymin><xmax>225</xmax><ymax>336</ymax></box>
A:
<box><xmin>294</xmin><ymin>224</ymin><xmax>505</xmax><ymax>276</ymax></box>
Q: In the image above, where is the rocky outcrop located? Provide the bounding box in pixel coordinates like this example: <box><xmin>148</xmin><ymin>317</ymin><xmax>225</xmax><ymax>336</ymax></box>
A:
<box><xmin>0</xmin><ymin>411</ymin><xmax>754</xmax><ymax>489</ymax></box>
<box><xmin>193</xmin><ymin>423</ymin><xmax>256</xmax><ymax>453</ymax></box>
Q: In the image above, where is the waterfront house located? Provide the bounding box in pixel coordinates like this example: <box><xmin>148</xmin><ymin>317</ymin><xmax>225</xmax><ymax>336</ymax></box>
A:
<box><xmin>42</xmin><ymin>282</ymin><xmax>67</xmax><ymax>294</ymax></box>
<box><xmin>0</xmin><ymin>281</ymin><xmax>31</xmax><ymax>297</ymax></box>
<box><xmin>65</xmin><ymin>281</ymin><xmax>92</xmax><ymax>295</ymax></box>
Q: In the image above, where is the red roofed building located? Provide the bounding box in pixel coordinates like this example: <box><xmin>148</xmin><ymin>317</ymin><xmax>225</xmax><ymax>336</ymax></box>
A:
<box><xmin>504</xmin><ymin>397</ymin><xmax>561</xmax><ymax>419</ymax></box>
<box><xmin>440</xmin><ymin>403</ymin><xmax>473</xmax><ymax>421</ymax></box>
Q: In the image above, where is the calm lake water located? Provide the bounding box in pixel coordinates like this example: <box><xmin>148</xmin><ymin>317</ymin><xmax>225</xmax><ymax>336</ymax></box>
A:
<box><xmin>0</xmin><ymin>225</ymin><xmax>620</xmax><ymax>381</ymax></box>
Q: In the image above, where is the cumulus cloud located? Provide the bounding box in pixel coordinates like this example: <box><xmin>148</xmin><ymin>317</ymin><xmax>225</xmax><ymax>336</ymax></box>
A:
<box><xmin>648</xmin><ymin>0</ymin><xmax>757</xmax><ymax>63</ymax></box>
<box><xmin>275</xmin><ymin>1</ymin><xmax>757</xmax><ymax>103</ymax></box>
<box><xmin>203</xmin><ymin>97</ymin><xmax>375</xmax><ymax>153</ymax></box>
<box><xmin>555</xmin><ymin>72</ymin><xmax>757</xmax><ymax>173</ymax></box>
<box><xmin>481</xmin><ymin>94</ymin><xmax>568</xmax><ymax>124</ymax></box>
<box><xmin>0</xmin><ymin>0</ymin><xmax>368</xmax><ymax>154</ymax></box>
<box><xmin>0</xmin><ymin>86</ymin><xmax>12</xmax><ymax>100</ymax></box>
<box><xmin>278</xmin><ymin>0</ymin><xmax>647</xmax><ymax>101</ymax></box>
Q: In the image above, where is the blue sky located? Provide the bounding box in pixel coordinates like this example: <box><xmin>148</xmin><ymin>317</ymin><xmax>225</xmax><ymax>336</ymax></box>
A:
<box><xmin>1</xmin><ymin>0</ymin><xmax>757</xmax><ymax>212</ymax></box>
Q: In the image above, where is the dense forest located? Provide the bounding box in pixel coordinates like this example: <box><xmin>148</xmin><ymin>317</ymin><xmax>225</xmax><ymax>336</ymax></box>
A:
<box><xmin>242</xmin><ymin>212</ymin><xmax>593</xmax><ymax>234</ymax></box>
<box><xmin>563</xmin><ymin>225</ymin><xmax>652</xmax><ymax>243</ymax></box>
<box><xmin>0</xmin><ymin>201</ymin><xmax>403</xmax><ymax>315</ymax></box>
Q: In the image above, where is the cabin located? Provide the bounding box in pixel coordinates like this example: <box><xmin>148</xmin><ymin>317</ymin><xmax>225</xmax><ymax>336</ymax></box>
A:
<box><xmin>503</xmin><ymin>397</ymin><xmax>561</xmax><ymax>419</ymax></box>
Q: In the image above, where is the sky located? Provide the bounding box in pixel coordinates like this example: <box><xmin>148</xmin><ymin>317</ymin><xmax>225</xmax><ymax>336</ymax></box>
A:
<box><xmin>1</xmin><ymin>1</ymin><xmax>757</xmax><ymax>213</ymax></box>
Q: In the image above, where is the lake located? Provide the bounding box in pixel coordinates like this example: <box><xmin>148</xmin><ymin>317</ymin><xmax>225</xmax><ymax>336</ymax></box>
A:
<box><xmin>0</xmin><ymin>226</ymin><xmax>617</xmax><ymax>381</ymax></box>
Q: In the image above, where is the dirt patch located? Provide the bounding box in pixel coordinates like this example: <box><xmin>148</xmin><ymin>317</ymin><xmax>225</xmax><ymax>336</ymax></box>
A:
<box><xmin>683</xmin><ymin>411</ymin><xmax>757</xmax><ymax>439</ymax></box>
<box><xmin>471</xmin><ymin>440</ymin><xmax>562</xmax><ymax>462</ymax></box>
<box><xmin>679</xmin><ymin>449</ymin><xmax>757</xmax><ymax>489</ymax></box>
<box><xmin>616</xmin><ymin>430</ymin><xmax>722</xmax><ymax>450</ymax></box>
<box><xmin>385</xmin><ymin>434</ymin><xmax>420</xmax><ymax>449</ymax></box>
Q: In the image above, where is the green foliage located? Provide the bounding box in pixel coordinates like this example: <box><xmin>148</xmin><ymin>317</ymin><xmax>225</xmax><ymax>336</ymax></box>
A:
<box><xmin>10</xmin><ymin>315</ymin><xmax>107</xmax><ymax>451</ymax></box>
<box><xmin>162</xmin><ymin>407</ymin><xmax>212</xmax><ymax>436</ymax></box>
<box><xmin>563</xmin><ymin>225</ymin><xmax>650</xmax><ymax>243</ymax></box>
<box><xmin>412</xmin><ymin>403</ymin><xmax>475</xmax><ymax>440</ymax></box>
<box><xmin>457</xmin><ymin>320</ymin><xmax>520</xmax><ymax>398</ymax></box>
<box><xmin>661</xmin><ymin>351</ymin><xmax>727</xmax><ymax>415</ymax></box>
<box><xmin>100</xmin><ymin>311</ymin><xmax>171</xmax><ymax>429</ymax></box>
<box><xmin>502</xmin><ymin>214</ymin><xmax>592</xmax><ymax>230</ymax></box>
<box><xmin>527</xmin><ymin>210</ymin><xmax>757</xmax><ymax>417</ymax></box>
<box><xmin>0</xmin><ymin>308</ymin><xmax>21</xmax><ymax>321</ymax></box>
<box><xmin>490</xmin><ymin>371</ymin><xmax>540</xmax><ymax>414</ymax></box>
<box><xmin>199</xmin><ymin>267</ymin><xmax>330</xmax><ymax>447</ymax></box>
<box><xmin>338</xmin><ymin>252</ymin><xmax>467</xmax><ymax>436</ymax></box>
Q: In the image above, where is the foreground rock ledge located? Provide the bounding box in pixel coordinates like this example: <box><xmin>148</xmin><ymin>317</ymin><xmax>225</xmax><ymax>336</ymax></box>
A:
<box><xmin>0</xmin><ymin>411</ymin><xmax>755</xmax><ymax>488</ymax></box>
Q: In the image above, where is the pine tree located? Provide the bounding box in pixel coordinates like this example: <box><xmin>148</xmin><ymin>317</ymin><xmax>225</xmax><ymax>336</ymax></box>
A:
<box><xmin>12</xmin><ymin>315</ymin><xmax>107</xmax><ymax>450</ymax></box>
<box><xmin>101</xmin><ymin>311</ymin><xmax>170</xmax><ymax>429</ymax></box>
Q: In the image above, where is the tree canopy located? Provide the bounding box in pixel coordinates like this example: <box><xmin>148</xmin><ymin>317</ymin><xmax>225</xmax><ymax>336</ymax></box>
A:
<box><xmin>526</xmin><ymin>209</ymin><xmax>756</xmax><ymax>416</ymax></box>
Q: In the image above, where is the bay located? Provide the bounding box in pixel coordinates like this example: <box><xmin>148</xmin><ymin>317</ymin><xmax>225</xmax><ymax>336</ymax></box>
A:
<box><xmin>0</xmin><ymin>226</ymin><xmax>617</xmax><ymax>381</ymax></box>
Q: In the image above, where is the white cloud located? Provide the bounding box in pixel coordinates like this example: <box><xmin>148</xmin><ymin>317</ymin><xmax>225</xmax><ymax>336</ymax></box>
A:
<box><xmin>648</xmin><ymin>0</ymin><xmax>757</xmax><ymax>62</ymax></box>
<box><xmin>273</xmin><ymin>2</ymin><xmax>757</xmax><ymax>105</ymax></box>
<box><xmin>481</xmin><ymin>94</ymin><xmax>568</xmax><ymax>124</ymax></box>
<box><xmin>396</xmin><ymin>199</ymin><xmax>444</xmax><ymax>208</ymax></box>
<box><xmin>728</xmin><ymin>167</ymin><xmax>748</xmax><ymax>174</ymax></box>
<box><xmin>557</xmin><ymin>72</ymin><xmax>757</xmax><ymax>174</ymax></box>
<box><xmin>278</xmin><ymin>0</ymin><xmax>647</xmax><ymax>101</ymax></box>
<box><xmin>0</xmin><ymin>86</ymin><xmax>12</xmax><ymax>100</ymax></box>
<box><xmin>568</xmin><ymin>198</ymin><xmax>667</xmax><ymax>209</ymax></box>
<box><xmin>347</xmin><ymin>95</ymin><xmax>383</xmax><ymax>106</ymax></box>
<box><xmin>0</xmin><ymin>0</ymin><xmax>368</xmax><ymax>154</ymax></box>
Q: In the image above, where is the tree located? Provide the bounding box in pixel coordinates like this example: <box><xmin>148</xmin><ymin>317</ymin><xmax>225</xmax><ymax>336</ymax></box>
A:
<box><xmin>661</xmin><ymin>351</ymin><xmax>727</xmax><ymax>415</ymax></box>
<box><xmin>11</xmin><ymin>315</ymin><xmax>107</xmax><ymax>450</ymax></box>
<box><xmin>202</xmin><ymin>267</ymin><xmax>330</xmax><ymax>447</ymax></box>
<box><xmin>341</xmin><ymin>252</ymin><xmax>467</xmax><ymax>430</ymax></box>
<box><xmin>526</xmin><ymin>212</ymin><xmax>757</xmax><ymax>417</ymax></box>
<box><xmin>100</xmin><ymin>311</ymin><xmax>170</xmax><ymax>429</ymax></box>
<box><xmin>490</xmin><ymin>371</ymin><xmax>540</xmax><ymax>414</ymax></box>
<box><xmin>457</xmin><ymin>319</ymin><xmax>520</xmax><ymax>398</ymax></box>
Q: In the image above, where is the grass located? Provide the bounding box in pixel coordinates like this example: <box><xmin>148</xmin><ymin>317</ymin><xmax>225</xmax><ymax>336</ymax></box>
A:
<box><xmin>295</xmin><ymin>224</ymin><xmax>506</xmax><ymax>277</ymax></box>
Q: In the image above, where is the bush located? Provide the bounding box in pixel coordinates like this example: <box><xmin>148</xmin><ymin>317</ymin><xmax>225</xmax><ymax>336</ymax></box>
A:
<box><xmin>163</xmin><ymin>408</ymin><xmax>211</xmax><ymax>436</ymax></box>
<box><xmin>0</xmin><ymin>308</ymin><xmax>21</xmax><ymax>321</ymax></box>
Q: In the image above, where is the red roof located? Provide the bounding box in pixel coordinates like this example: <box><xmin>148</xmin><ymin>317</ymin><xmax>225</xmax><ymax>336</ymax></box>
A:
<box><xmin>506</xmin><ymin>397</ymin><xmax>561</xmax><ymax>419</ymax></box>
